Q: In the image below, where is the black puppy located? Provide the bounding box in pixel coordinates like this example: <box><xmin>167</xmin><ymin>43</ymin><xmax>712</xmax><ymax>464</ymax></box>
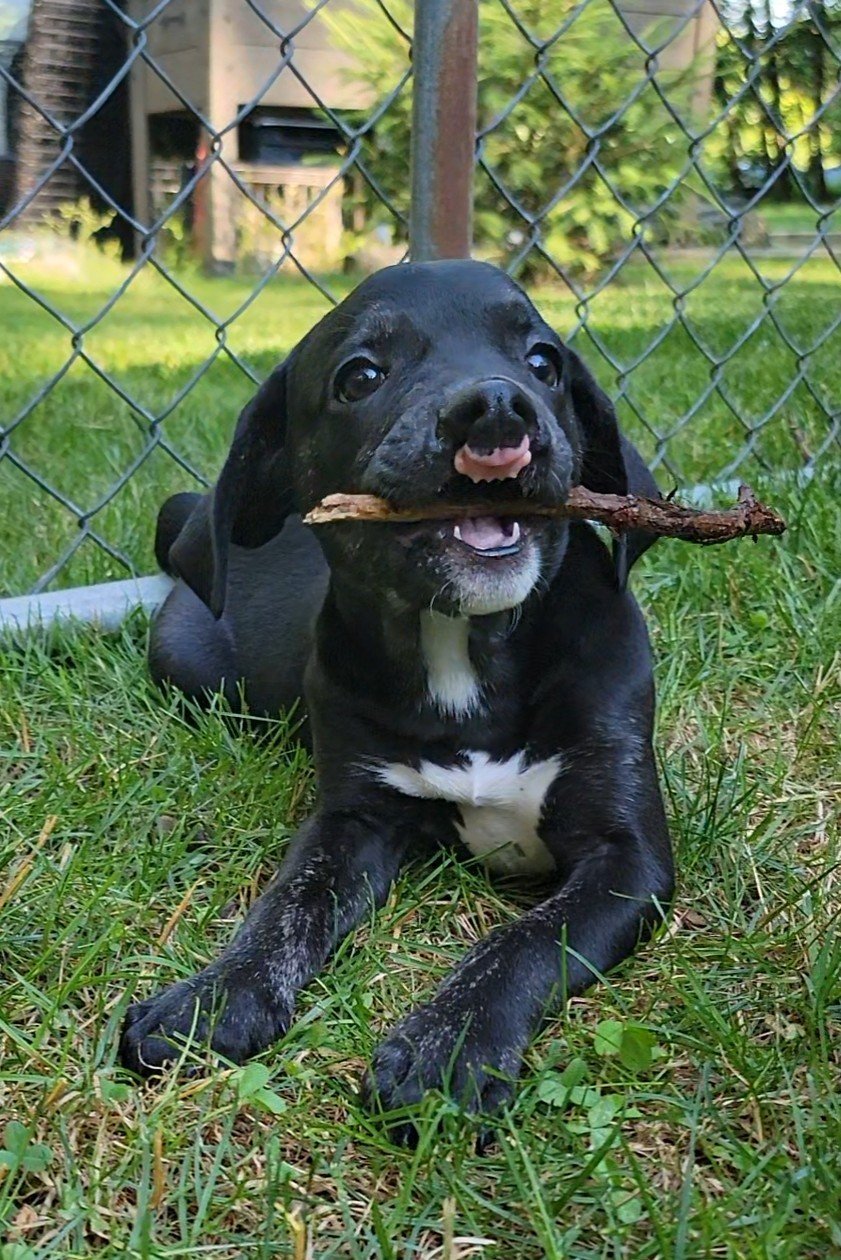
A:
<box><xmin>121</xmin><ymin>260</ymin><xmax>674</xmax><ymax>1131</ymax></box>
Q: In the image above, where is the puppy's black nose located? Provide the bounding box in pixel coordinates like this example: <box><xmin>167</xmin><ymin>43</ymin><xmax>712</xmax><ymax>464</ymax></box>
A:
<box><xmin>438</xmin><ymin>378</ymin><xmax>539</xmax><ymax>483</ymax></box>
<box><xmin>437</xmin><ymin>378</ymin><xmax>538</xmax><ymax>455</ymax></box>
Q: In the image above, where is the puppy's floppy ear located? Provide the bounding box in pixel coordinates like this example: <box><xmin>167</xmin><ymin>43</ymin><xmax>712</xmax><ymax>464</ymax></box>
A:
<box><xmin>209</xmin><ymin>357</ymin><xmax>297</xmax><ymax>617</ymax></box>
<box><xmin>565</xmin><ymin>347</ymin><xmax>627</xmax><ymax>496</ymax></box>
<box><xmin>565</xmin><ymin>347</ymin><xmax>660</xmax><ymax>586</ymax></box>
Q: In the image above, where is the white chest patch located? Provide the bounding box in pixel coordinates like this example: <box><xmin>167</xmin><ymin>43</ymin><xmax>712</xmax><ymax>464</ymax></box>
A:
<box><xmin>419</xmin><ymin>611</ymin><xmax>482</xmax><ymax>719</ymax></box>
<box><xmin>375</xmin><ymin>750</ymin><xmax>563</xmax><ymax>875</ymax></box>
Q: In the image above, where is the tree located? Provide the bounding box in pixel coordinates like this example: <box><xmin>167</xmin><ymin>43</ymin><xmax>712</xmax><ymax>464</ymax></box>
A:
<box><xmin>713</xmin><ymin>0</ymin><xmax>841</xmax><ymax>202</ymax></box>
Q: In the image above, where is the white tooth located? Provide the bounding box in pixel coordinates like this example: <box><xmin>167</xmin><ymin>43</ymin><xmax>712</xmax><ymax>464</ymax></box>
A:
<box><xmin>454</xmin><ymin>524</ymin><xmax>463</xmax><ymax>542</ymax></box>
<box><xmin>510</xmin><ymin>521</ymin><xmax>521</xmax><ymax>544</ymax></box>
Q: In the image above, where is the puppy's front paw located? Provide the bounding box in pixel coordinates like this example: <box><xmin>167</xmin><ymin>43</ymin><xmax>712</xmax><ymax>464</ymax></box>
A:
<box><xmin>120</xmin><ymin>965</ymin><xmax>289</xmax><ymax>1076</ymax></box>
<box><xmin>363</xmin><ymin>998</ymin><xmax>525</xmax><ymax>1143</ymax></box>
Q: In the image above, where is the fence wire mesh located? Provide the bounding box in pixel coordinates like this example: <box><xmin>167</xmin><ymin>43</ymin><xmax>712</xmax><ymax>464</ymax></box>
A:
<box><xmin>0</xmin><ymin>0</ymin><xmax>838</xmax><ymax>597</ymax></box>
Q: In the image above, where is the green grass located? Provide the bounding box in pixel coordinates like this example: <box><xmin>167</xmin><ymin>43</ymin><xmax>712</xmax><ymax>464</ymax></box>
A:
<box><xmin>1</xmin><ymin>475</ymin><xmax>838</xmax><ymax>1257</ymax></box>
<box><xmin>757</xmin><ymin>202</ymin><xmax>839</xmax><ymax>237</ymax></box>
<box><xmin>1</xmin><ymin>251</ymin><xmax>840</xmax><ymax>1256</ymax></box>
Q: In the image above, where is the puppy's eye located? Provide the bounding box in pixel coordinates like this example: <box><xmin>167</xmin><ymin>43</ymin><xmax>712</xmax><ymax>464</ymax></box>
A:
<box><xmin>335</xmin><ymin>358</ymin><xmax>386</xmax><ymax>403</ymax></box>
<box><xmin>525</xmin><ymin>346</ymin><xmax>560</xmax><ymax>389</ymax></box>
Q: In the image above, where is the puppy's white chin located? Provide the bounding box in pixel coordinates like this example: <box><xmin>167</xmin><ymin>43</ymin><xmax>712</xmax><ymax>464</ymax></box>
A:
<box><xmin>450</xmin><ymin>550</ymin><xmax>541</xmax><ymax>616</ymax></box>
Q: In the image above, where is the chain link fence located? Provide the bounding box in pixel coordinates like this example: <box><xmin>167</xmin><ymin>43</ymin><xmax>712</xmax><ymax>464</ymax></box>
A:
<box><xmin>0</xmin><ymin>0</ymin><xmax>838</xmax><ymax>601</ymax></box>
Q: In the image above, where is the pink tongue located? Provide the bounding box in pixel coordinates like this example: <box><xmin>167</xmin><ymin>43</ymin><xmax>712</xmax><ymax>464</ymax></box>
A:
<box><xmin>454</xmin><ymin>435</ymin><xmax>531</xmax><ymax>483</ymax></box>
<box><xmin>457</xmin><ymin>516</ymin><xmax>509</xmax><ymax>550</ymax></box>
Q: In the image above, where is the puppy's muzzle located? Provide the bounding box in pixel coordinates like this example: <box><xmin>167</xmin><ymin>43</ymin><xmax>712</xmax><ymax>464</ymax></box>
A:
<box><xmin>438</xmin><ymin>378</ymin><xmax>539</xmax><ymax>484</ymax></box>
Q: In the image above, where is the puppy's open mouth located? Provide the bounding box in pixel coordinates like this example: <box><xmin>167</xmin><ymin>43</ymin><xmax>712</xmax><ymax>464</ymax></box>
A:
<box><xmin>452</xmin><ymin>516</ymin><xmax>522</xmax><ymax>557</ymax></box>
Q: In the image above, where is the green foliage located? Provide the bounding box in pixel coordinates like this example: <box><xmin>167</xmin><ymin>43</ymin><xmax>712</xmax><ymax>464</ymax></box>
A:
<box><xmin>475</xmin><ymin>3</ymin><xmax>692</xmax><ymax>276</ymax></box>
<box><xmin>155</xmin><ymin>208</ymin><xmax>194</xmax><ymax>274</ymax></box>
<box><xmin>593</xmin><ymin>1017</ymin><xmax>661</xmax><ymax>1071</ymax></box>
<box><xmin>711</xmin><ymin>0</ymin><xmax>841</xmax><ymax>201</ymax></box>
<box><xmin>231</xmin><ymin>1061</ymin><xmax>288</xmax><ymax>1116</ymax></box>
<box><xmin>535</xmin><ymin>1055</ymin><xmax>590</xmax><ymax>1107</ymax></box>
<box><xmin>0</xmin><ymin>1122</ymin><xmax>52</xmax><ymax>1177</ymax></box>
<box><xmin>45</xmin><ymin>196</ymin><xmax>120</xmax><ymax>258</ymax></box>
<box><xmin>325</xmin><ymin>0</ymin><xmax>693</xmax><ymax>276</ymax></box>
<box><xmin>535</xmin><ymin>1054</ymin><xmax>649</xmax><ymax>1225</ymax></box>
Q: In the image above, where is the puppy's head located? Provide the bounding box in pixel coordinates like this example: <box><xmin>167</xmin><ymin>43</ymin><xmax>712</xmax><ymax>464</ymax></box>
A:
<box><xmin>209</xmin><ymin>260</ymin><xmax>632</xmax><ymax>617</ymax></box>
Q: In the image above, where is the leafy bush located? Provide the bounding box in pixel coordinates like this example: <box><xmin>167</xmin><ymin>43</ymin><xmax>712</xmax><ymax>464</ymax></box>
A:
<box><xmin>45</xmin><ymin>196</ymin><xmax>120</xmax><ymax>258</ymax></box>
<box><xmin>710</xmin><ymin>0</ymin><xmax>841</xmax><ymax>203</ymax></box>
<box><xmin>326</xmin><ymin>0</ymin><xmax>695</xmax><ymax>277</ymax></box>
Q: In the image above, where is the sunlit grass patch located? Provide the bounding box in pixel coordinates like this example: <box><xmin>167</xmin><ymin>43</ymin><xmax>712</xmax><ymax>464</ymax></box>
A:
<box><xmin>1</xmin><ymin>462</ymin><xmax>838</xmax><ymax>1254</ymax></box>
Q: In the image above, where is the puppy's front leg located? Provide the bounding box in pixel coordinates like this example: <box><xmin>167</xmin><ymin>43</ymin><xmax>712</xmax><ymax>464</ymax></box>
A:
<box><xmin>121</xmin><ymin>810</ymin><xmax>411</xmax><ymax>1074</ymax></box>
<box><xmin>366</xmin><ymin>834</ymin><xmax>673</xmax><ymax>1136</ymax></box>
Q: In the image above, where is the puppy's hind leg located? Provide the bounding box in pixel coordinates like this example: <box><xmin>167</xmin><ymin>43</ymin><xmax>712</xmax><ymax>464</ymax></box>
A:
<box><xmin>149</xmin><ymin>580</ymin><xmax>240</xmax><ymax>707</ymax></box>
<box><xmin>155</xmin><ymin>492</ymin><xmax>204</xmax><ymax>574</ymax></box>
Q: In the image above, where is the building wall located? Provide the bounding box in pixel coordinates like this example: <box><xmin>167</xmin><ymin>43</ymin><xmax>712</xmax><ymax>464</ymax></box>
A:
<box><xmin>129</xmin><ymin>0</ymin><xmax>364</xmax><ymax>121</ymax></box>
<box><xmin>212</xmin><ymin>1</ymin><xmax>367</xmax><ymax>116</ymax></box>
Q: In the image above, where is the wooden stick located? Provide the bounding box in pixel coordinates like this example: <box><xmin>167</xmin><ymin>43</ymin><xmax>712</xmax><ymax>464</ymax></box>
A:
<box><xmin>303</xmin><ymin>485</ymin><xmax>786</xmax><ymax>545</ymax></box>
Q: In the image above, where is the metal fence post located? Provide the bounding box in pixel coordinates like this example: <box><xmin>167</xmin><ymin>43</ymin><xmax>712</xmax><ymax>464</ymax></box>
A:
<box><xmin>409</xmin><ymin>0</ymin><xmax>478</xmax><ymax>261</ymax></box>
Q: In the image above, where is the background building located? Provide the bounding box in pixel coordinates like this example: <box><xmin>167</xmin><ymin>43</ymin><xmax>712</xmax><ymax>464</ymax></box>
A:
<box><xmin>4</xmin><ymin>0</ymin><xmax>722</xmax><ymax>268</ymax></box>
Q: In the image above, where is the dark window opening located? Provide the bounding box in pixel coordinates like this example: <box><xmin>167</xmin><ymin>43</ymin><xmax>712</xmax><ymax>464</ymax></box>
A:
<box><xmin>238</xmin><ymin>107</ymin><xmax>341</xmax><ymax>165</ymax></box>
<box><xmin>149</xmin><ymin>112</ymin><xmax>199</xmax><ymax>162</ymax></box>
